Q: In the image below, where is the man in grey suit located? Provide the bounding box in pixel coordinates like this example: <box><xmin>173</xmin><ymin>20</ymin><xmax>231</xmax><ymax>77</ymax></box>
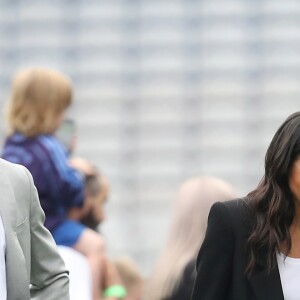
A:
<box><xmin>0</xmin><ymin>158</ymin><xmax>69</xmax><ymax>299</ymax></box>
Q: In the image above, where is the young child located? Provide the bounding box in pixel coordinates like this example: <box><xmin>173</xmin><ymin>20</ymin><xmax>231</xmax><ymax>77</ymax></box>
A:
<box><xmin>2</xmin><ymin>67</ymin><xmax>121</xmax><ymax>300</ymax></box>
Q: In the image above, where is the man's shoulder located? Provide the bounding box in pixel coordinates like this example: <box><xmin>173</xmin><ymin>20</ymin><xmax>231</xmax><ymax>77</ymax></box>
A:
<box><xmin>0</xmin><ymin>158</ymin><xmax>26</xmax><ymax>175</ymax></box>
<box><xmin>0</xmin><ymin>158</ymin><xmax>29</xmax><ymax>189</ymax></box>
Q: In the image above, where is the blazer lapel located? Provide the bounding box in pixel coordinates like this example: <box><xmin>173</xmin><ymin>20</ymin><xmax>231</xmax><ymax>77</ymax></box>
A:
<box><xmin>249</xmin><ymin>249</ymin><xmax>284</xmax><ymax>300</ymax></box>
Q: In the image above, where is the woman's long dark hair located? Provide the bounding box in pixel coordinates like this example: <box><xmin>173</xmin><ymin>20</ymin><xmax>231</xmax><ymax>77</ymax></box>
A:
<box><xmin>246</xmin><ymin>112</ymin><xmax>300</xmax><ymax>274</ymax></box>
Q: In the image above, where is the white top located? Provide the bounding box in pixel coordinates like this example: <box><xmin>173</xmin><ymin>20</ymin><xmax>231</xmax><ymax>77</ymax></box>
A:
<box><xmin>0</xmin><ymin>216</ymin><xmax>6</xmax><ymax>300</ymax></box>
<box><xmin>277</xmin><ymin>252</ymin><xmax>300</xmax><ymax>300</ymax></box>
<box><xmin>58</xmin><ymin>246</ymin><xmax>92</xmax><ymax>300</ymax></box>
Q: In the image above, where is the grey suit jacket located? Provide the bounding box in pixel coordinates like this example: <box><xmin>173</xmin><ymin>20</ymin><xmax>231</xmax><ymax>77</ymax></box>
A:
<box><xmin>0</xmin><ymin>158</ymin><xmax>69</xmax><ymax>300</ymax></box>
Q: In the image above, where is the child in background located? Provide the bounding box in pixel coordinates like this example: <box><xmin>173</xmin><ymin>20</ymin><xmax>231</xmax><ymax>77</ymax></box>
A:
<box><xmin>2</xmin><ymin>67</ymin><xmax>123</xmax><ymax>300</ymax></box>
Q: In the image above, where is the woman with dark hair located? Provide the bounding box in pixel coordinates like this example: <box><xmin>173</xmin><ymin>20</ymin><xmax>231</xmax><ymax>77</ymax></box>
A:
<box><xmin>191</xmin><ymin>112</ymin><xmax>300</xmax><ymax>300</ymax></box>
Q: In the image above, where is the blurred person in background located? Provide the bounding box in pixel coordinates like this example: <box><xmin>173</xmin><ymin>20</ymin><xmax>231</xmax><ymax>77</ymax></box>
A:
<box><xmin>56</xmin><ymin>118</ymin><xmax>125</xmax><ymax>300</ymax></box>
<box><xmin>191</xmin><ymin>112</ymin><xmax>300</xmax><ymax>300</ymax></box>
<box><xmin>145</xmin><ymin>176</ymin><xmax>234</xmax><ymax>300</ymax></box>
<box><xmin>114</xmin><ymin>257</ymin><xmax>144</xmax><ymax>300</ymax></box>
<box><xmin>69</xmin><ymin>168</ymin><xmax>110</xmax><ymax>231</ymax></box>
<box><xmin>1</xmin><ymin>67</ymin><xmax>121</xmax><ymax>300</ymax></box>
<box><xmin>69</xmin><ymin>167</ymin><xmax>127</xmax><ymax>300</ymax></box>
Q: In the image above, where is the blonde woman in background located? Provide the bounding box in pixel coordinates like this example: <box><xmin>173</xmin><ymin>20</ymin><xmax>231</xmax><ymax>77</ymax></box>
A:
<box><xmin>146</xmin><ymin>176</ymin><xmax>235</xmax><ymax>300</ymax></box>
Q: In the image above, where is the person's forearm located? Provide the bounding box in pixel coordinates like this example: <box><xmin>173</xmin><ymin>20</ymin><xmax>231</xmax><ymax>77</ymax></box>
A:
<box><xmin>101</xmin><ymin>256</ymin><xmax>123</xmax><ymax>289</ymax></box>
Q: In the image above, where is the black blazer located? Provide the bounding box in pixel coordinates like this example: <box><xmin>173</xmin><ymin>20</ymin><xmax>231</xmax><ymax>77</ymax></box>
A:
<box><xmin>166</xmin><ymin>259</ymin><xmax>196</xmax><ymax>300</ymax></box>
<box><xmin>190</xmin><ymin>199</ymin><xmax>284</xmax><ymax>300</ymax></box>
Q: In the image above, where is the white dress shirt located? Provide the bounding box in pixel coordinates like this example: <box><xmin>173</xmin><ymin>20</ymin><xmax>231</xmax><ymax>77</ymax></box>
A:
<box><xmin>58</xmin><ymin>246</ymin><xmax>92</xmax><ymax>300</ymax></box>
<box><xmin>0</xmin><ymin>215</ymin><xmax>6</xmax><ymax>300</ymax></box>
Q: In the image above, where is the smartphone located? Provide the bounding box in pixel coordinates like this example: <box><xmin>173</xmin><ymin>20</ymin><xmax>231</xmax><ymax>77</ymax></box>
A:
<box><xmin>56</xmin><ymin>119</ymin><xmax>77</xmax><ymax>154</ymax></box>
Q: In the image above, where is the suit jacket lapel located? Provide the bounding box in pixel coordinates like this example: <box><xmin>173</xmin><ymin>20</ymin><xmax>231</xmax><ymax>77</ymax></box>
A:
<box><xmin>249</xmin><ymin>248</ymin><xmax>284</xmax><ymax>300</ymax></box>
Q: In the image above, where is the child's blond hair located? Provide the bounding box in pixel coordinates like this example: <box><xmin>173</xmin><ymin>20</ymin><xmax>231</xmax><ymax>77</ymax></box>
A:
<box><xmin>7</xmin><ymin>67</ymin><xmax>72</xmax><ymax>137</ymax></box>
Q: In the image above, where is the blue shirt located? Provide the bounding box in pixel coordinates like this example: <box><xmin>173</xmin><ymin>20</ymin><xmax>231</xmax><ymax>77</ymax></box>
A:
<box><xmin>2</xmin><ymin>133</ymin><xmax>84</xmax><ymax>232</ymax></box>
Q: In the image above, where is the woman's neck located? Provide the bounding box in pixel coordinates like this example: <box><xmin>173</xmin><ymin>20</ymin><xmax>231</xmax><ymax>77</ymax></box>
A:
<box><xmin>285</xmin><ymin>211</ymin><xmax>300</xmax><ymax>258</ymax></box>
